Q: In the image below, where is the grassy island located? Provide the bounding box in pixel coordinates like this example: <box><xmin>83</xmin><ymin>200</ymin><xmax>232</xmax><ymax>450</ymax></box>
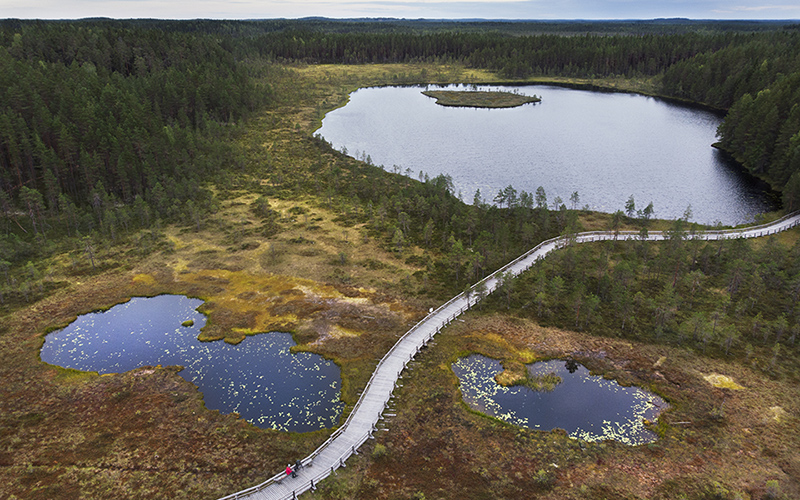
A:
<box><xmin>422</xmin><ymin>89</ymin><xmax>541</xmax><ymax>108</ymax></box>
<box><xmin>495</xmin><ymin>361</ymin><xmax>563</xmax><ymax>391</ymax></box>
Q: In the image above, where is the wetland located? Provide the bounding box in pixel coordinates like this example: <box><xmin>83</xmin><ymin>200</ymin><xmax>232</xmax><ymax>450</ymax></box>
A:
<box><xmin>318</xmin><ymin>84</ymin><xmax>778</xmax><ymax>225</ymax></box>
<box><xmin>4</xmin><ymin>58</ymin><xmax>798</xmax><ymax>500</ymax></box>
<box><xmin>40</xmin><ymin>295</ymin><xmax>344</xmax><ymax>432</ymax></box>
<box><xmin>452</xmin><ymin>355</ymin><xmax>666</xmax><ymax>445</ymax></box>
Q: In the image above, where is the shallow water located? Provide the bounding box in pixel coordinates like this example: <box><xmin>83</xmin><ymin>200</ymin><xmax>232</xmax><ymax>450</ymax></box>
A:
<box><xmin>318</xmin><ymin>84</ymin><xmax>778</xmax><ymax>225</ymax></box>
<box><xmin>39</xmin><ymin>295</ymin><xmax>344</xmax><ymax>432</ymax></box>
<box><xmin>452</xmin><ymin>355</ymin><xmax>666</xmax><ymax>445</ymax></box>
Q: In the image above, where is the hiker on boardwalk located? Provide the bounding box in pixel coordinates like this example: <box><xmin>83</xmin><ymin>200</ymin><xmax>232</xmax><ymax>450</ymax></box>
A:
<box><xmin>286</xmin><ymin>464</ymin><xmax>293</xmax><ymax>477</ymax></box>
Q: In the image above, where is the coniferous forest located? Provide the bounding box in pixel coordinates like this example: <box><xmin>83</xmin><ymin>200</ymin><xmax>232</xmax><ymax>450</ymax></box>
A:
<box><xmin>2</xmin><ymin>20</ymin><xmax>800</xmax><ymax>261</ymax></box>
<box><xmin>2</xmin><ymin>18</ymin><xmax>800</xmax><ymax>500</ymax></box>
<box><xmin>0</xmin><ymin>23</ymin><xmax>265</xmax><ymax>257</ymax></box>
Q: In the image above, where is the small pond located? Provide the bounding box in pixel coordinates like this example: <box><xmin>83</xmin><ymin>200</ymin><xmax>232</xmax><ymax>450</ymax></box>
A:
<box><xmin>318</xmin><ymin>84</ymin><xmax>778</xmax><ymax>225</ymax></box>
<box><xmin>452</xmin><ymin>355</ymin><xmax>666</xmax><ymax>445</ymax></box>
<box><xmin>39</xmin><ymin>295</ymin><xmax>344</xmax><ymax>432</ymax></box>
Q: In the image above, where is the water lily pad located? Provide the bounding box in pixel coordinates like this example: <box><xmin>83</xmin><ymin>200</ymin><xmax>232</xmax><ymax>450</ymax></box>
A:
<box><xmin>40</xmin><ymin>295</ymin><xmax>344</xmax><ymax>432</ymax></box>
<box><xmin>454</xmin><ymin>355</ymin><xmax>666</xmax><ymax>445</ymax></box>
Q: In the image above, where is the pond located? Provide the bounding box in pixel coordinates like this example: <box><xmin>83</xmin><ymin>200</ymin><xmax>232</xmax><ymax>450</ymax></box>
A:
<box><xmin>39</xmin><ymin>295</ymin><xmax>344</xmax><ymax>432</ymax></box>
<box><xmin>452</xmin><ymin>355</ymin><xmax>666</xmax><ymax>445</ymax></box>
<box><xmin>317</xmin><ymin>84</ymin><xmax>778</xmax><ymax>225</ymax></box>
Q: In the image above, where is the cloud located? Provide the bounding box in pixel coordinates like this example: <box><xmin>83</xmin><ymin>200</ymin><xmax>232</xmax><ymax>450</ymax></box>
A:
<box><xmin>3</xmin><ymin>0</ymin><xmax>799</xmax><ymax>20</ymax></box>
<box><xmin>271</xmin><ymin>0</ymin><xmax>530</xmax><ymax>4</ymax></box>
<box><xmin>714</xmin><ymin>4</ymin><xmax>800</xmax><ymax>12</ymax></box>
<box><xmin>712</xmin><ymin>4</ymin><xmax>800</xmax><ymax>16</ymax></box>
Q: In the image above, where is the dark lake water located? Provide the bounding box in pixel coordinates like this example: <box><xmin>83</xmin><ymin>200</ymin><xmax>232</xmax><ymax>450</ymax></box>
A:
<box><xmin>452</xmin><ymin>355</ymin><xmax>666</xmax><ymax>445</ymax></box>
<box><xmin>39</xmin><ymin>295</ymin><xmax>344</xmax><ymax>432</ymax></box>
<box><xmin>317</xmin><ymin>84</ymin><xmax>778</xmax><ymax>225</ymax></box>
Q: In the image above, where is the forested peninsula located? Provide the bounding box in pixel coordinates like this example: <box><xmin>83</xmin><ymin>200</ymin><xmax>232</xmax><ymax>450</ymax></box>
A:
<box><xmin>1</xmin><ymin>18</ymin><xmax>800</xmax><ymax>500</ymax></box>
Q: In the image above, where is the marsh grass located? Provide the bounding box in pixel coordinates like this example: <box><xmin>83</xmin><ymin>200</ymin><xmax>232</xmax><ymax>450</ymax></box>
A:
<box><xmin>422</xmin><ymin>90</ymin><xmax>541</xmax><ymax>108</ymax></box>
<box><xmin>333</xmin><ymin>313</ymin><xmax>800</xmax><ymax>499</ymax></box>
<box><xmin>5</xmin><ymin>61</ymin><xmax>797</xmax><ymax>500</ymax></box>
<box><xmin>496</xmin><ymin>361</ymin><xmax>563</xmax><ymax>391</ymax></box>
<box><xmin>1</xmin><ymin>63</ymin><xmax>439</xmax><ymax>498</ymax></box>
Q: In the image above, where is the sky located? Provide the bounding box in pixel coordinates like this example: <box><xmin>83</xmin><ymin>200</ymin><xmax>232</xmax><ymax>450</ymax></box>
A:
<box><xmin>1</xmin><ymin>0</ymin><xmax>799</xmax><ymax>21</ymax></box>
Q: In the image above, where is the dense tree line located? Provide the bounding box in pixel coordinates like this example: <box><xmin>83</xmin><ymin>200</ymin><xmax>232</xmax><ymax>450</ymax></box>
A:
<box><xmin>243</xmin><ymin>27</ymin><xmax>797</xmax><ymax>84</ymax></box>
<box><xmin>484</xmin><ymin>221</ymin><xmax>800</xmax><ymax>367</ymax></box>
<box><xmin>3</xmin><ymin>21</ymin><xmax>798</xmax><ymax>228</ymax></box>
<box><xmin>4</xmin><ymin>21</ymin><xmax>798</xmax><ymax>230</ymax></box>
<box><xmin>249</xmin><ymin>30</ymin><xmax>735</xmax><ymax>77</ymax></box>
<box><xmin>0</xmin><ymin>23</ymin><xmax>268</xmax><ymax>264</ymax></box>
<box><xmin>2</xmin><ymin>19</ymin><xmax>800</xmax><ymax>296</ymax></box>
<box><xmin>248</xmin><ymin>27</ymin><xmax>800</xmax><ymax>199</ymax></box>
<box><xmin>4</xmin><ymin>18</ymin><xmax>785</xmax><ymax>39</ymax></box>
<box><xmin>659</xmin><ymin>31</ymin><xmax>800</xmax><ymax>209</ymax></box>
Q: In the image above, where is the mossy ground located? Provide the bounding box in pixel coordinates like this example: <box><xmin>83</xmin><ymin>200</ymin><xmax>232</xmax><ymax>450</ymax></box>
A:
<box><xmin>422</xmin><ymin>90</ymin><xmax>541</xmax><ymax>108</ymax></box>
<box><xmin>0</xmin><ymin>216</ymin><xmax>423</xmax><ymax>499</ymax></box>
<box><xmin>1</xmin><ymin>63</ymin><xmax>796</xmax><ymax>500</ymax></box>
<box><xmin>306</xmin><ymin>314</ymin><xmax>799</xmax><ymax>500</ymax></box>
<box><xmin>0</xmin><ymin>64</ymin><xmax>440</xmax><ymax>500</ymax></box>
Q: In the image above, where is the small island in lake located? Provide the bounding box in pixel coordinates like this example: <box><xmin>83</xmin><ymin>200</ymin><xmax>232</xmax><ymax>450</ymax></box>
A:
<box><xmin>422</xmin><ymin>90</ymin><xmax>541</xmax><ymax>108</ymax></box>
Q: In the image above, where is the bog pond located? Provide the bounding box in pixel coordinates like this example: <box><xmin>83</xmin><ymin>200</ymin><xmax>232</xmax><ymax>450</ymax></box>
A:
<box><xmin>452</xmin><ymin>355</ymin><xmax>666</xmax><ymax>445</ymax></box>
<box><xmin>39</xmin><ymin>295</ymin><xmax>344</xmax><ymax>432</ymax></box>
<box><xmin>317</xmin><ymin>84</ymin><xmax>778</xmax><ymax>225</ymax></box>
<box><xmin>41</xmin><ymin>296</ymin><xmax>666</xmax><ymax>442</ymax></box>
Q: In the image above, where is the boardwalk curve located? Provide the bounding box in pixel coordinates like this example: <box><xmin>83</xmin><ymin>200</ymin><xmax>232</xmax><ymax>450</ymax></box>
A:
<box><xmin>219</xmin><ymin>211</ymin><xmax>800</xmax><ymax>500</ymax></box>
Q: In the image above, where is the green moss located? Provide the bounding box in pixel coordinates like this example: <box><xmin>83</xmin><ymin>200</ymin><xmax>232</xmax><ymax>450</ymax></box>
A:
<box><xmin>371</xmin><ymin>442</ymin><xmax>388</xmax><ymax>459</ymax></box>
<box><xmin>52</xmin><ymin>365</ymin><xmax>96</xmax><ymax>382</ymax></box>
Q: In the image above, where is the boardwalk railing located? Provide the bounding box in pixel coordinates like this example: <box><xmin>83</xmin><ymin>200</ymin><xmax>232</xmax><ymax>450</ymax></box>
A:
<box><xmin>218</xmin><ymin>211</ymin><xmax>800</xmax><ymax>500</ymax></box>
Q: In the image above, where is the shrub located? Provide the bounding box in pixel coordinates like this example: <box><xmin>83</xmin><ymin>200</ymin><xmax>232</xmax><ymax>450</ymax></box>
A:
<box><xmin>372</xmin><ymin>443</ymin><xmax>388</xmax><ymax>459</ymax></box>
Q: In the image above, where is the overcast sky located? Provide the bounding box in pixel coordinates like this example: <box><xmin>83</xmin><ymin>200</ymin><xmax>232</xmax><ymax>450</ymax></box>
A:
<box><xmin>2</xmin><ymin>0</ymin><xmax>799</xmax><ymax>21</ymax></box>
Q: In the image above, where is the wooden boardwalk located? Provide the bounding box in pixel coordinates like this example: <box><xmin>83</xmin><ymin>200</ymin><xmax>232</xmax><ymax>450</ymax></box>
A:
<box><xmin>219</xmin><ymin>211</ymin><xmax>800</xmax><ymax>500</ymax></box>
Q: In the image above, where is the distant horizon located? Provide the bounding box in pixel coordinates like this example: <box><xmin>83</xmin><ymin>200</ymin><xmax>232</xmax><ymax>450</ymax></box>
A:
<box><xmin>3</xmin><ymin>16</ymin><xmax>800</xmax><ymax>22</ymax></box>
<box><xmin>2</xmin><ymin>0</ymin><xmax>799</xmax><ymax>23</ymax></box>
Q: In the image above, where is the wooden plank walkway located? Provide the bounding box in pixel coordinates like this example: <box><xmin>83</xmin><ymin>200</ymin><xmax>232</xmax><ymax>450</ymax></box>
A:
<box><xmin>219</xmin><ymin>211</ymin><xmax>800</xmax><ymax>500</ymax></box>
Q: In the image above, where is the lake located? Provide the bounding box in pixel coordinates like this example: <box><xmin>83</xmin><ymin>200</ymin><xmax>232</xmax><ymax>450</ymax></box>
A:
<box><xmin>452</xmin><ymin>355</ymin><xmax>666</xmax><ymax>445</ymax></box>
<box><xmin>39</xmin><ymin>295</ymin><xmax>344</xmax><ymax>432</ymax></box>
<box><xmin>317</xmin><ymin>84</ymin><xmax>778</xmax><ymax>225</ymax></box>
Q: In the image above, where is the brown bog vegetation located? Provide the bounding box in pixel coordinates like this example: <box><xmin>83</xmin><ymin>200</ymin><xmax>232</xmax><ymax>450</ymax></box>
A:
<box><xmin>306</xmin><ymin>314</ymin><xmax>800</xmax><ymax>500</ymax></box>
<box><xmin>2</xmin><ymin>57</ymin><xmax>799</xmax><ymax>500</ymax></box>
